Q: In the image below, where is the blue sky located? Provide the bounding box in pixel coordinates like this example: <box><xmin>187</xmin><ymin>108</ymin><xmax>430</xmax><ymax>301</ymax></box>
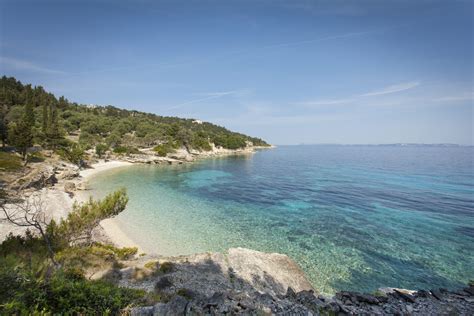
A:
<box><xmin>0</xmin><ymin>0</ymin><xmax>472</xmax><ymax>145</ymax></box>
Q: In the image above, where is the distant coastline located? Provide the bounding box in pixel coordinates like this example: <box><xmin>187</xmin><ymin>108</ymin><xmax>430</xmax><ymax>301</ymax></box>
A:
<box><xmin>293</xmin><ymin>143</ymin><xmax>470</xmax><ymax>147</ymax></box>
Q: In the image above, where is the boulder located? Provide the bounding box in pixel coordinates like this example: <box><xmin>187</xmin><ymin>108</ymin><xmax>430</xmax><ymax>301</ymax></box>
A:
<box><xmin>12</xmin><ymin>165</ymin><xmax>57</xmax><ymax>190</ymax></box>
<box><xmin>227</xmin><ymin>247</ymin><xmax>314</xmax><ymax>296</ymax></box>
<box><xmin>64</xmin><ymin>182</ymin><xmax>76</xmax><ymax>193</ymax></box>
<box><xmin>153</xmin><ymin>296</ymin><xmax>188</xmax><ymax>316</ymax></box>
<box><xmin>58</xmin><ymin>169</ymin><xmax>79</xmax><ymax>180</ymax></box>
<box><xmin>75</xmin><ymin>182</ymin><xmax>88</xmax><ymax>190</ymax></box>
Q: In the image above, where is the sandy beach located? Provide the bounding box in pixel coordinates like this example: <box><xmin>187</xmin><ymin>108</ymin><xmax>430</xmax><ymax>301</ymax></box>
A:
<box><xmin>79</xmin><ymin>160</ymin><xmax>133</xmax><ymax>180</ymax></box>
<box><xmin>0</xmin><ymin>159</ymin><xmax>145</xmax><ymax>252</ymax></box>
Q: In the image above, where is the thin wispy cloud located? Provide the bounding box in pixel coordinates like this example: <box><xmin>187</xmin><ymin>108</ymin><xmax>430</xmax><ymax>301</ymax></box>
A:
<box><xmin>167</xmin><ymin>90</ymin><xmax>244</xmax><ymax>110</ymax></box>
<box><xmin>300</xmin><ymin>81</ymin><xmax>421</xmax><ymax>108</ymax></box>
<box><xmin>0</xmin><ymin>56</ymin><xmax>66</xmax><ymax>75</ymax></box>
<box><xmin>432</xmin><ymin>92</ymin><xmax>474</xmax><ymax>103</ymax></box>
<box><xmin>300</xmin><ymin>98</ymin><xmax>355</xmax><ymax>107</ymax></box>
<box><xmin>195</xmin><ymin>91</ymin><xmax>242</xmax><ymax>98</ymax></box>
<box><xmin>359</xmin><ymin>81</ymin><xmax>420</xmax><ymax>97</ymax></box>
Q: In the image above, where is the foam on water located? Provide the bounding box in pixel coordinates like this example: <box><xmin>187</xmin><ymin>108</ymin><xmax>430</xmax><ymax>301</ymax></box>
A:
<box><xmin>87</xmin><ymin>145</ymin><xmax>474</xmax><ymax>294</ymax></box>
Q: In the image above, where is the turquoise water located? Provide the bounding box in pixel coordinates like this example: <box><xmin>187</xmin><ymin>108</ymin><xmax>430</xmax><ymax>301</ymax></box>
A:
<box><xmin>88</xmin><ymin>145</ymin><xmax>474</xmax><ymax>294</ymax></box>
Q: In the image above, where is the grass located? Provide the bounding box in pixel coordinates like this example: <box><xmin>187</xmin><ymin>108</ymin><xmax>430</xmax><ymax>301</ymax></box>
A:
<box><xmin>28</xmin><ymin>151</ymin><xmax>45</xmax><ymax>163</ymax></box>
<box><xmin>0</xmin><ymin>151</ymin><xmax>22</xmax><ymax>171</ymax></box>
<box><xmin>372</xmin><ymin>290</ymin><xmax>387</xmax><ymax>297</ymax></box>
<box><xmin>144</xmin><ymin>260</ymin><xmax>158</xmax><ymax>270</ymax></box>
<box><xmin>159</xmin><ymin>261</ymin><xmax>174</xmax><ymax>274</ymax></box>
<box><xmin>56</xmin><ymin>243</ymin><xmax>138</xmax><ymax>281</ymax></box>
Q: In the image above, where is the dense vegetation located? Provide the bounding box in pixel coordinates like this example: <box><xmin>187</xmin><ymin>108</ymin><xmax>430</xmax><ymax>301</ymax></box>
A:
<box><xmin>0</xmin><ymin>189</ymin><xmax>156</xmax><ymax>313</ymax></box>
<box><xmin>0</xmin><ymin>76</ymin><xmax>269</xmax><ymax>163</ymax></box>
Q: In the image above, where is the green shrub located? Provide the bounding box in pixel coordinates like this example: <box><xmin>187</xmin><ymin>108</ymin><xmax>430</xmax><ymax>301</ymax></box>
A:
<box><xmin>0</xmin><ymin>266</ymin><xmax>146</xmax><ymax>314</ymax></box>
<box><xmin>28</xmin><ymin>151</ymin><xmax>45</xmax><ymax>163</ymax></box>
<box><xmin>191</xmin><ymin>136</ymin><xmax>212</xmax><ymax>151</ymax></box>
<box><xmin>113</xmin><ymin>146</ymin><xmax>140</xmax><ymax>155</ymax></box>
<box><xmin>176</xmin><ymin>288</ymin><xmax>195</xmax><ymax>299</ymax></box>
<box><xmin>0</xmin><ymin>151</ymin><xmax>22</xmax><ymax>171</ymax></box>
<box><xmin>153</xmin><ymin>143</ymin><xmax>176</xmax><ymax>157</ymax></box>
<box><xmin>95</xmin><ymin>143</ymin><xmax>109</xmax><ymax>158</ymax></box>
<box><xmin>159</xmin><ymin>261</ymin><xmax>174</xmax><ymax>274</ymax></box>
<box><xmin>99</xmin><ymin>244</ymin><xmax>138</xmax><ymax>260</ymax></box>
<box><xmin>144</xmin><ymin>260</ymin><xmax>158</xmax><ymax>270</ymax></box>
<box><xmin>58</xmin><ymin>143</ymin><xmax>85</xmax><ymax>167</ymax></box>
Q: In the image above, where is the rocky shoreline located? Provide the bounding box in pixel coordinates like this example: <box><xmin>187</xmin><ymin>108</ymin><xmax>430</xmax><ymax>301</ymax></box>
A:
<box><xmin>118</xmin><ymin>248</ymin><xmax>473</xmax><ymax>315</ymax></box>
<box><xmin>131</xmin><ymin>283</ymin><xmax>474</xmax><ymax>315</ymax></box>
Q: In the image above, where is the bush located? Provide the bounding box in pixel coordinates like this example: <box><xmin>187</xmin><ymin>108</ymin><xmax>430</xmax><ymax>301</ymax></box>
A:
<box><xmin>58</xmin><ymin>189</ymin><xmax>128</xmax><ymax>245</ymax></box>
<box><xmin>191</xmin><ymin>136</ymin><xmax>212</xmax><ymax>151</ymax></box>
<box><xmin>144</xmin><ymin>260</ymin><xmax>158</xmax><ymax>270</ymax></box>
<box><xmin>153</xmin><ymin>143</ymin><xmax>176</xmax><ymax>157</ymax></box>
<box><xmin>96</xmin><ymin>244</ymin><xmax>138</xmax><ymax>260</ymax></box>
<box><xmin>105</xmin><ymin>132</ymin><xmax>122</xmax><ymax>148</ymax></box>
<box><xmin>95</xmin><ymin>143</ymin><xmax>108</xmax><ymax>158</ymax></box>
<box><xmin>0</xmin><ymin>151</ymin><xmax>22</xmax><ymax>171</ymax></box>
<box><xmin>28</xmin><ymin>151</ymin><xmax>45</xmax><ymax>163</ymax></box>
<box><xmin>78</xmin><ymin>131</ymin><xmax>101</xmax><ymax>148</ymax></box>
<box><xmin>113</xmin><ymin>146</ymin><xmax>140</xmax><ymax>155</ymax></box>
<box><xmin>58</xmin><ymin>143</ymin><xmax>85</xmax><ymax>167</ymax></box>
<box><xmin>0</xmin><ymin>266</ymin><xmax>146</xmax><ymax>314</ymax></box>
<box><xmin>0</xmin><ymin>235</ymin><xmax>145</xmax><ymax>314</ymax></box>
<box><xmin>159</xmin><ymin>261</ymin><xmax>174</xmax><ymax>274</ymax></box>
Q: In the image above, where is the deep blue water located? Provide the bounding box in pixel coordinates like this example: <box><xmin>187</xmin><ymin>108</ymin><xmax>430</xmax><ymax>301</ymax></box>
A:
<box><xmin>89</xmin><ymin>145</ymin><xmax>474</xmax><ymax>294</ymax></box>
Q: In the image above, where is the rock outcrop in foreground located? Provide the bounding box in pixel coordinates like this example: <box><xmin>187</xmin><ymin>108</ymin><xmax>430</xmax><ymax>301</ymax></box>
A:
<box><xmin>117</xmin><ymin>248</ymin><xmax>473</xmax><ymax>315</ymax></box>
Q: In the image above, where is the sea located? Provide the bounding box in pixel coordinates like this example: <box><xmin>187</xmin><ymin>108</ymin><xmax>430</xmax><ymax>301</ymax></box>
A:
<box><xmin>87</xmin><ymin>145</ymin><xmax>474</xmax><ymax>294</ymax></box>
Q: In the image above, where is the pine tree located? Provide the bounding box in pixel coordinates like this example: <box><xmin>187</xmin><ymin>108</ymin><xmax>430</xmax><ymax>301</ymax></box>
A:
<box><xmin>46</xmin><ymin>102</ymin><xmax>62</xmax><ymax>149</ymax></box>
<box><xmin>0</xmin><ymin>105</ymin><xmax>7</xmax><ymax>147</ymax></box>
<box><xmin>42</xmin><ymin>99</ymin><xmax>49</xmax><ymax>135</ymax></box>
<box><xmin>8</xmin><ymin>103</ymin><xmax>35</xmax><ymax>163</ymax></box>
<box><xmin>58</xmin><ymin>95</ymin><xmax>68</xmax><ymax>108</ymax></box>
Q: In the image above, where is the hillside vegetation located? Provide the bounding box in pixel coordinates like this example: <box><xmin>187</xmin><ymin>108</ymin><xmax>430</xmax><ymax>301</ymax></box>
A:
<box><xmin>0</xmin><ymin>76</ymin><xmax>269</xmax><ymax>163</ymax></box>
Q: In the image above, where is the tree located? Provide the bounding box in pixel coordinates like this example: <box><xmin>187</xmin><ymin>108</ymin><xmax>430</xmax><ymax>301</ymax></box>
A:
<box><xmin>95</xmin><ymin>143</ymin><xmax>108</xmax><ymax>158</ymax></box>
<box><xmin>105</xmin><ymin>132</ymin><xmax>121</xmax><ymax>148</ymax></box>
<box><xmin>8</xmin><ymin>103</ymin><xmax>35</xmax><ymax>164</ymax></box>
<box><xmin>0</xmin><ymin>105</ymin><xmax>7</xmax><ymax>147</ymax></box>
<box><xmin>57</xmin><ymin>189</ymin><xmax>128</xmax><ymax>245</ymax></box>
<box><xmin>0</xmin><ymin>189</ymin><xmax>129</xmax><ymax>267</ymax></box>
<box><xmin>175</xmin><ymin>127</ymin><xmax>193</xmax><ymax>152</ymax></box>
<box><xmin>0</xmin><ymin>190</ymin><xmax>58</xmax><ymax>265</ymax></box>
<box><xmin>41</xmin><ymin>99</ymin><xmax>48</xmax><ymax>135</ymax></box>
<box><xmin>58</xmin><ymin>95</ymin><xmax>68</xmax><ymax>108</ymax></box>
<box><xmin>46</xmin><ymin>103</ymin><xmax>62</xmax><ymax>149</ymax></box>
<box><xmin>60</xmin><ymin>143</ymin><xmax>85</xmax><ymax>167</ymax></box>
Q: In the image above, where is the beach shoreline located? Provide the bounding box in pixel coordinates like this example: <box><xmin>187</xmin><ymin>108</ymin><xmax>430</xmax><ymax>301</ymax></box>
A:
<box><xmin>76</xmin><ymin>160</ymin><xmax>147</xmax><ymax>253</ymax></box>
<box><xmin>1</xmin><ymin>146</ymin><xmax>274</xmax><ymax>253</ymax></box>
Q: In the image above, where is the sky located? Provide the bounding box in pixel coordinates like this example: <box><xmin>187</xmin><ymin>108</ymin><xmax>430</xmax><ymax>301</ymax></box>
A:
<box><xmin>0</xmin><ymin>0</ymin><xmax>473</xmax><ymax>145</ymax></box>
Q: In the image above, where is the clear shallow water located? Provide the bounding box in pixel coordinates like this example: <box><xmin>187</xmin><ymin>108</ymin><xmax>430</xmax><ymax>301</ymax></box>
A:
<box><xmin>88</xmin><ymin>145</ymin><xmax>474</xmax><ymax>294</ymax></box>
